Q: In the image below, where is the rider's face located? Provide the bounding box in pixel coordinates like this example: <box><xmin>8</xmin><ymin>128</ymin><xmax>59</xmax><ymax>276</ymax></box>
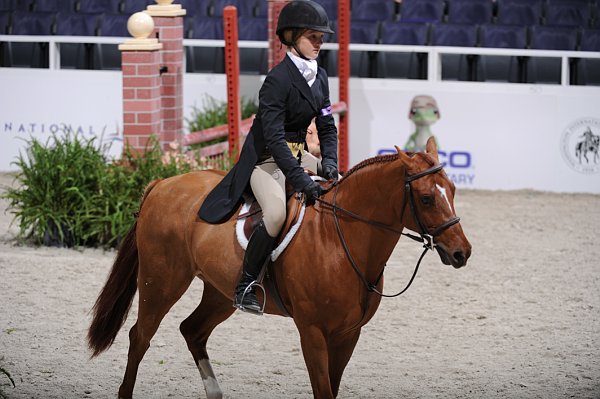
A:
<box><xmin>295</xmin><ymin>30</ymin><xmax>324</xmax><ymax>60</ymax></box>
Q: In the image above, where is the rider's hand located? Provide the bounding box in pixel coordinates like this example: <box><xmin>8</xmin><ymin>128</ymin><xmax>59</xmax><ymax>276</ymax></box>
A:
<box><xmin>323</xmin><ymin>164</ymin><xmax>339</xmax><ymax>181</ymax></box>
<box><xmin>302</xmin><ymin>181</ymin><xmax>323</xmax><ymax>206</ymax></box>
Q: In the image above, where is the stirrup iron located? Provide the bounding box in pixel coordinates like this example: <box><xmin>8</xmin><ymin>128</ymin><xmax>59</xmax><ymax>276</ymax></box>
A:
<box><xmin>234</xmin><ymin>280</ymin><xmax>266</xmax><ymax>315</ymax></box>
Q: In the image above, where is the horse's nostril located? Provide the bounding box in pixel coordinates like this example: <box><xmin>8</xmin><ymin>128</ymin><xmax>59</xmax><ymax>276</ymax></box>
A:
<box><xmin>453</xmin><ymin>251</ymin><xmax>465</xmax><ymax>265</ymax></box>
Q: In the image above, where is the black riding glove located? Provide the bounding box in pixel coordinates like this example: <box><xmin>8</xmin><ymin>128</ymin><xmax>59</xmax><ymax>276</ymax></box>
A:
<box><xmin>323</xmin><ymin>164</ymin><xmax>339</xmax><ymax>181</ymax></box>
<box><xmin>302</xmin><ymin>181</ymin><xmax>323</xmax><ymax>206</ymax></box>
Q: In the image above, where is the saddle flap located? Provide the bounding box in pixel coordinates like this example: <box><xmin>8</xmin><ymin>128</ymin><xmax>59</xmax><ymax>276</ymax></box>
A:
<box><xmin>237</xmin><ymin>177</ymin><xmax>326</xmax><ymax>261</ymax></box>
<box><xmin>240</xmin><ymin>190</ymin><xmax>304</xmax><ymax>248</ymax></box>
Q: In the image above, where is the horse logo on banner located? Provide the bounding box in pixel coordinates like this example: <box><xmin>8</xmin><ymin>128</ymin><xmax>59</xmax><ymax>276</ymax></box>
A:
<box><xmin>575</xmin><ymin>127</ymin><xmax>600</xmax><ymax>165</ymax></box>
<box><xmin>561</xmin><ymin>117</ymin><xmax>600</xmax><ymax>175</ymax></box>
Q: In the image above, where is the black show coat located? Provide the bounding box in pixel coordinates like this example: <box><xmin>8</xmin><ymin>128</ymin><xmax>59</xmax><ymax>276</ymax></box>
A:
<box><xmin>198</xmin><ymin>55</ymin><xmax>338</xmax><ymax>224</ymax></box>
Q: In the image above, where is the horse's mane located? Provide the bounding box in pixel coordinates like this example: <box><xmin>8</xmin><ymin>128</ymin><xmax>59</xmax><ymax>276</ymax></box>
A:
<box><xmin>339</xmin><ymin>153</ymin><xmax>400</xmax><ymax>183</ymax></box>
<box><xmin>339</xmin><ymin>151</ymin><xmax>437</xmax><ymax>184</ymax></box>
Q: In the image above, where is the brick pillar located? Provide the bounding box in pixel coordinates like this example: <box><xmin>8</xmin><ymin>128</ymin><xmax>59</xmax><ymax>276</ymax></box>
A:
<box><xmin>119</xmin><ymin>12</ymin><xmax>163</xmax><ymax>154</ymax></box>
<box><xmin>268</xmin><ymin>0</ymin><xmax>289</xmax><ymax>71</ymax></box>
<box><xmin>146</xmin><ymin>1</ymin><xmax>186</xmax><ymax>149</ymax></box>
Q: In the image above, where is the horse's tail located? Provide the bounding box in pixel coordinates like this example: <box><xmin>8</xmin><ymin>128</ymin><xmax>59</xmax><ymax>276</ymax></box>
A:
<box><xmin>87</xmin><ymin>179</ymin><xmax>161</xmax><ymax>357</ymax></box>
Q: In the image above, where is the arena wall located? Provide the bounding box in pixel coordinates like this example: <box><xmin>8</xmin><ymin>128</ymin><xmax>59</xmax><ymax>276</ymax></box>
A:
<box><xmin>1</xmin><ymin>68</ymin><xmax>599</xmax><ymax>193</ymax></box>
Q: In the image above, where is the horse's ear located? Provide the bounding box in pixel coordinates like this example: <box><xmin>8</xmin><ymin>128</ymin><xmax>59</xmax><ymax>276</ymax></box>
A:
<box><xmin>425</xmin><ymin>136</ymin><xmax>439</xmax><ymax>162</ymax></box>
<box><xmin>395</xmin><ymin>145</ymin><xmax>412</xmax><ymax>163</ymax></box>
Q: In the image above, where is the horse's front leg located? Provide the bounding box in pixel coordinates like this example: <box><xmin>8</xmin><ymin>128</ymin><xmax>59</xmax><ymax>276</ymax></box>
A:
<box><xmin>327</xmin><ymin>329</ymin><xmax>361</xmax><ymax>398</ymax></box>
<box><xmin>297</xmin><ymin>324</ymin><xmax>335</xmax><ymax>399</ymax></box>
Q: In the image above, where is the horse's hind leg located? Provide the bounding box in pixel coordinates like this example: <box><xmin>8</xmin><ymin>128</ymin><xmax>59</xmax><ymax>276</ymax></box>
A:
<box><xmin>180</xmin><ymin>281</ymin><xmax>235</xmax><ymax>399</ymax></box>
<box><xmin>118</xmin><ymin>261</ymin><xmax>194</xmax><ymax>399</ymax></box>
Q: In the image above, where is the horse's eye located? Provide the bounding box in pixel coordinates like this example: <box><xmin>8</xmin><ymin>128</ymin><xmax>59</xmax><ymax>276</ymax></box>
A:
<box><xmin>421</xmin><ymin>195</ymin><xmax>434</xmax><ymax>206</ymax></box>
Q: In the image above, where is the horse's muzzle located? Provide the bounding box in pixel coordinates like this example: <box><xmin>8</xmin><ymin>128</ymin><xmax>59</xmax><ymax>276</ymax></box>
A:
<box><xmin>436</xmin><ymin>244</ymin><xmax>470</xmax><ymax>268</ymax></box>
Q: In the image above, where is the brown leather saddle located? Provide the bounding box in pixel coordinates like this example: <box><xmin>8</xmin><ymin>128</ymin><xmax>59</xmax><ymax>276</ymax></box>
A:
<box><xmin>238</xmin><ymin>184</ymin><xmax>305</xmax><ymax>246</ymax></box>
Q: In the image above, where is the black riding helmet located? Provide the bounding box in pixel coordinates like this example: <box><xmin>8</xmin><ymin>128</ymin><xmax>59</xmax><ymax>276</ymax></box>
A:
<box><xmin>276</xmin><ymin>0</ymin><xmax>334</xmax><ymax>47</ymax></box>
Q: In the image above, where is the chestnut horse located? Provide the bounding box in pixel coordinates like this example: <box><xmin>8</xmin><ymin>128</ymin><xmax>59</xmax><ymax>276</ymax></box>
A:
<box><xmin>88</xmin><ymin>138</ymin><xmax>471</xmax><ymax>399</ymax></box>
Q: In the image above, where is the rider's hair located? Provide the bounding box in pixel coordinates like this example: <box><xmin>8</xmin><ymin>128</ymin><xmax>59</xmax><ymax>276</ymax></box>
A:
<box><xmin>281</xmin><ymin>28</ymin><xmax>307</xmax><ymax>46</ymax></box>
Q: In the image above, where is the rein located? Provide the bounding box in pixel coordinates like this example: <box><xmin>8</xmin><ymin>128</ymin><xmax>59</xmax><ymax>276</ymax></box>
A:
<box><xmin>316</xmin><ymin>163</ymin><xmax>460</xmax><ymax>298</ymax></box>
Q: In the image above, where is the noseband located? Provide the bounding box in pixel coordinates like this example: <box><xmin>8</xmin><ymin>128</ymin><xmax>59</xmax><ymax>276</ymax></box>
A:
<box><xmin>315</xmin><ymin>162</ymin><xmax>460</xmax><ymax>298</ymax></box>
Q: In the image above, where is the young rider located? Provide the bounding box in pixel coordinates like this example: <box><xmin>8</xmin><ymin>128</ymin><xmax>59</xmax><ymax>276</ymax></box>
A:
<box><xmin>198</xmin><ymin>0</ymin><xmax>339</xmax><ymax>314</ymax></box>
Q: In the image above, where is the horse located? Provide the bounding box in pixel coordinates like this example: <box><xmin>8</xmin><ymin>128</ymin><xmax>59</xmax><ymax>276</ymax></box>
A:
<box><xmin>87</xmin><ymin>137</ymin><xmax>471</xmax><ymax>399</ymax></box>
<box><xmin>575</xmin><ymin>127</ymin><xmax>600</xmax><ymax>164</ymax></box>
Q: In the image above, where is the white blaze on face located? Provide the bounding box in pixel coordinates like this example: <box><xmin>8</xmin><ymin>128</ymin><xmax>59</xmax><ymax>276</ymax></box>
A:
<box><xmin>436</xmin><ymin>183</ymin><xmax>453</xmax><ymax>212</ymax></box>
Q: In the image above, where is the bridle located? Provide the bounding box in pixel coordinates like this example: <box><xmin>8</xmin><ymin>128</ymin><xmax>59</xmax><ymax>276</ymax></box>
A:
<box><xmin>315</xmin><ymin>162</ymin><xmax>460</xmax><ymax>298</ymax></box>
<box><xmin>401</xmin><ymin>163</ymin><xmax>461</xmax><ymax>253</ymax></box>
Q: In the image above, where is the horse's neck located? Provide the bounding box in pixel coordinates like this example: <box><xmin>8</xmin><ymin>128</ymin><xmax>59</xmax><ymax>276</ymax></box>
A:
<box><xmin>333</xmin><ymin>166</ymin><xmax>406</xmax><ymax>280</ymax></box>
<box><xmin>336</xmin><ymin>162</ymin><xmax>405</xmax><ymax>226</ymax></box>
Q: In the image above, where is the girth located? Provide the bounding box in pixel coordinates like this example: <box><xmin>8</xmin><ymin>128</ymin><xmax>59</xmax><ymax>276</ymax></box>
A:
<box><xmin>239</xmin><ymin>184</ymin><xmax>303</xmax><ymax>246</ymax></box>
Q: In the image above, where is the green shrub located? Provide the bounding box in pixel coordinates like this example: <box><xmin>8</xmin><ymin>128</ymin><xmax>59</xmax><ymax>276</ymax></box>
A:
<box><xmin>186</xmin><ymin>95</ymin><xmax>229</xmax><ymax>133</ymax></box>
<box><xmin>186</xmin><ymin>94</ymin><xmax>258</xmax><ymax>150</ymax></box>
<box><xmin>241</xmin><ymin>96</ymin><xmax>258</xmax><ymax>119</ymax></box>
<box><xmin>3</xmin><ymin>131</ymin><xmax>108</xmax><ymax>247</ymax></box>
<box><xmin>2</xmin><ymin>96</ymin><xmax>251</xmax><ymax>249</ymax></box>
<box><xmin>2</xmin><ymin>131</ymin><xmax>194</xmax><ymax>248</ymax></box>
<box><xmin>84</xmin><ymin>143</ymin><xmax>195</xmax><ymax>248</ymax></box>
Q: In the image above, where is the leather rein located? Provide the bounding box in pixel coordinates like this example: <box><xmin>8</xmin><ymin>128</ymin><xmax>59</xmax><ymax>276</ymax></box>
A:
<box><xmin>315</xmin><ymin>163</ymin><xmax>460</xmax><ymax>298</ymax></box>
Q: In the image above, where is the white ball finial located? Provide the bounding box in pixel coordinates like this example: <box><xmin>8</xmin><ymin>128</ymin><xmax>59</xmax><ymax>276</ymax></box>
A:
<box><xmin>155</xmin><ymin>0</ymin><xmax>174</xmax><ymax>5</ymax></box>
<box><xmin>127</xmin><ymin>12</ymin><xmax>154</xmax><ymax>39</ymax></box>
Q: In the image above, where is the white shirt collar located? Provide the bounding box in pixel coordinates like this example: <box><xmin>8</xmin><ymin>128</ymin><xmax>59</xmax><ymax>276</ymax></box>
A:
<box><xmin>287</xmin><ymin>52</ymin><xmax>318</xmax><ymax>87</ymax></box>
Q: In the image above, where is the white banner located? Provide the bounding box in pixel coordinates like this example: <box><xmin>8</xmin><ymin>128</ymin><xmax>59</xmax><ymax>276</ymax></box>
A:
<box><xmin>1</xmin><ymin>68</ymin><xmax>598</xmax><ymax>193</ymax></box>
<box><xmin>0</xmin><ymin>69</ymin><xmax>124</xmax><ymax>165</ymax></box>
<box><xmin>346</xmin><ymin>79</ymin><xmax>600</xmax><ymax>193</ymax></box>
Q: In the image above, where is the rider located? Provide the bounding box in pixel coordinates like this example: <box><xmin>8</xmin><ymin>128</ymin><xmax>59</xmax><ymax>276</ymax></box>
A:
<box><xmin>198</xmin><ymin>0</ymin><xmax>339</xmax><ymax>314</ymax></box>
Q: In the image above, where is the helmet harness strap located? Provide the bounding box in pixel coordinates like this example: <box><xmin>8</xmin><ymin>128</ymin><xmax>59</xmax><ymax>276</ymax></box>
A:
<box><xmin>283</xmin><ymin>28</ymin><xmax>311</xmax><ymax>61</ymax></box>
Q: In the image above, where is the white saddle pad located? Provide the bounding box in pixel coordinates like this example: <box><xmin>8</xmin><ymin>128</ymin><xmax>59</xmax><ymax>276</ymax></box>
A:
<box><xmin>235</xmin><ymin>201</ymin><xmax>306</xmax><ymax>262</ymax></box>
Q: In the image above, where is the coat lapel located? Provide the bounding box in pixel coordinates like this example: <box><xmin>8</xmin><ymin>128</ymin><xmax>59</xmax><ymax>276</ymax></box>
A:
<box><xmin>284</xmin><ymin>55</ymin><xmax>318</xmax><ymax>113</ymax></box>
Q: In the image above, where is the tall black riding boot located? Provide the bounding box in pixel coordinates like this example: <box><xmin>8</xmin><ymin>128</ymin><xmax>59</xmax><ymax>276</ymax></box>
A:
<box><xmin>234</xmin><ymin>221</ymin><xmax>276</xmax><ymax>314</ymax></box>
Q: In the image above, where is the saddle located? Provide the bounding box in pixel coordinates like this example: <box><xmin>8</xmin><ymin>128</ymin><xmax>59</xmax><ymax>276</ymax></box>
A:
<box><xmin>235</xmin><ymin>176</ymin><xmax>325</xmax><ymax>317</ymax></box>
<box><xmin>237</xmin><ymin>185</ymin><xmax>305</xmax><ymax>260</ymax></box>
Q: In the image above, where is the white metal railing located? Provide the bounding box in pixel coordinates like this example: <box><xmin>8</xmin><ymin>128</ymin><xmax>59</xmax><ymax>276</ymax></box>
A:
<box><xmin>0</xmin><ymin>35</ymin><xmax>124</xmax><ymax>69</ymax></box>
<box><xmin>2</xmin><ymin>34</ymin><xmax>600</xmax><ymax>85</ymax></box>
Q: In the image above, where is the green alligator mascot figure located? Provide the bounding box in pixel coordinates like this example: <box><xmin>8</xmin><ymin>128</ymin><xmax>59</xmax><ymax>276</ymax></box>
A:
<box><xmin>404</xmin><ymin>95</ymin><xmax>440</xmax><ymax>152</ymax></box>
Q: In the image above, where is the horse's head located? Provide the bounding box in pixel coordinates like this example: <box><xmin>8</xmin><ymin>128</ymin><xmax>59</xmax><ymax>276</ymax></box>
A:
<box><xmin>396</xmin><ymin>137</ymin><xmax>471</xmax><ymax>268</ymax></box>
